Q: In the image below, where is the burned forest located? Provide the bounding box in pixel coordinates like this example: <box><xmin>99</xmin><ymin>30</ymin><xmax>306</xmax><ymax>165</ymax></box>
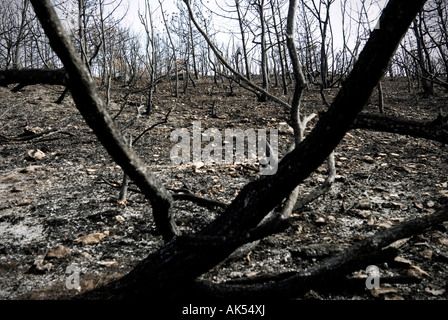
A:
<box><xmin>1</xmin><ymin>0</ymin><xmax>448</xmax><ymax>311</ymax></box>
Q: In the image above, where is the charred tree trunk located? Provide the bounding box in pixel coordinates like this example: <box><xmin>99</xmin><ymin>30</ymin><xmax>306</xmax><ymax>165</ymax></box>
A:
<box><xmin>257</xmin><ymin>0</ymin><xmax>269</xmax><ymax>102</ymax></box>
<box><xmin>412</xmin><ymin>18</ymin><xmax>434</xmax><ymax>97</ymax></box>
<box><xmin>13</xmin><ymin>0</ymin><xmax>30</xmax><ymax>69</ymax></box>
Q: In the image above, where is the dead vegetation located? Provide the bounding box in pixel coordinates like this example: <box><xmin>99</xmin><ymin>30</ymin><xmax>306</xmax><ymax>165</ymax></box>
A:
<box><xmin>1</xmin><ymin>75</ymin><xmax>447</xmax><ymax>301</ymax></box>
<box><xmin>0</xmin><ymin>0</ymin><xmax>448</xmax><ymax>309</ymax></box>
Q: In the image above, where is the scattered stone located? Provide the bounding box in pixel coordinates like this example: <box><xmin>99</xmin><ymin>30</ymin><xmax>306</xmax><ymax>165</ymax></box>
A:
<box><xmin>437</xmin><ymin>190</ymin><xmax>448</xmax><ymax>198</ymax></box>
<box><xmin>426</xmin><ymin>200</ymin><xmax>435</xmax><ymax>208</ymax></box>
<box><xmin>115</xmin><ymin>215</ymin><xmax>125</xmax><ymax>223</ymax></box>
<box><xmin>391</xmin><ymin>201</ymin><xmax>403</xmax><ymax>210</ymax></box>
<box><xmin>356</xmin><ymin>210</ymin><xmax>372</xmax><ymax>219</ymax></box>
<box><xmin>81</xmin><ymin>252</ymin><xmax>93</xmax><ymax>260</ymax></box>
<box><xmin>436</xmin><ymin>238</ymin><xmax>448</xmax><ymax>246</ymax></box>
<box><xmin>27</xmin><ymin>149</ymin><xmax>46</xmax><ymax>161</ymax></box>
<box><xmin>358</xmin><ymin>198</ymin><xmax>371</xmax><ymax>210</ymax></box>
<box><xmin>425</xmin><ymin>286</ymin><xmax>446</xmax><ymax>296</ymax></box>
<box><xmin>315</xmin><ymin>217</ymin><xmax>326</xmax><ymax>225</ymax></box>
<box><xmin>419</xmin><ymin>249</ymin><xmax>433</xmax><ymax>260</ymax></box>
<box><xmin>405</xmin><ymin>265</ymin><xmax>430</xmax><ymax>278</ymax></box>
<box><xmin>229</xmin><ymin>271</ymin><xmax>244</xmax><ymax>278</ymax></box>
<box><xmin>377</xmin><ymin>220</ymin><xmax>393</xmax><ymax>229</ymax></box>
<box><xmin>362</xmin><ymin>155</ymin><xmax>375</xmax><ymax>164</ymax></box>
<box><xmin>278</xmin><ymin>122</ymin><xmax>293</xmax><ymax>135</ymax></box>
<box><xmin>414</xmin><ymin>202</ymin><xmax>424</xmax><ymax>210</ymax></box>
<box><xmin>46</xmin><ymin>245</ymin><xmax>71</xmax><ymax>259</ymax></box>
<box><xmin>192</xmin><ymin>161</ymin><xmax>205</xmax><ymax>170</ymax></box>
<box><xmin>74</xmin><ymin>230</ymin><xmax>109</xmax><ymax>245</ymax></box>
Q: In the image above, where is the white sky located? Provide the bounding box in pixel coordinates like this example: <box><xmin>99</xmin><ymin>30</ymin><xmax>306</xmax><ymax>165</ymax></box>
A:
<box><xmin>119</xmin><ymin>0</ymin><xmax>387</xmax><ymax>50</ymax></box>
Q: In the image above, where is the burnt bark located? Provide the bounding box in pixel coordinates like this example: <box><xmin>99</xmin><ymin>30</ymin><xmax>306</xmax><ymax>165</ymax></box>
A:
<box><xmin>0</xmin><ymin>68</ymin><xmax>68</xmax><ymax>88</ymax></box>
<box><xmin>353</xmin><ymin>112</ymin><xmax>448</xmax><ymax>144</ymax></box>
<box><xmin>190</xmin><ymin>208</ymin><xmax>448</xmax><ymax>300</ymax></box>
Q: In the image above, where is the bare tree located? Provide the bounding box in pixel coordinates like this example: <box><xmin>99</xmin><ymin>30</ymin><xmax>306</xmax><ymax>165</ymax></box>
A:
<box><xmin>271</xmin><ymin>0</ymin><xmax>289</xmax><ymax>95</ymax></box>
<box><xmin>12</xmin><ymin>0</ymin><xmax>30</xmax><ymax>69</ymax></box>
<box><xmin>234</xmin><ymin>0</ymin><xmax>252</xmax><ymax>81</ymax></box>
<box><xmin>0</xmin><ymin>0</ymin><xmax>34</xmax><ymax>68</ymax></box>
<box><xmin>412</xmin><ymin>11</ymin><xmax>435</xmax><ymax>97</ymax></box>
<box><xmin>158</xmin><ymin>0</ymin><xmax>179</xmax><ymax>98</ymax></box>
<box><xmin>139</xmin><ymin>0</ymin><xmax>159</xmax><ymax>114</ymax></box>
<box><xmin>302</xmin><ymin>0</ymin><xmax>335</xmax><ymax>88</ymax></box>
<box><xmin>253</xmin><ymin>0</ymin><xmax>269</xmax><ymax>102</ymax></box>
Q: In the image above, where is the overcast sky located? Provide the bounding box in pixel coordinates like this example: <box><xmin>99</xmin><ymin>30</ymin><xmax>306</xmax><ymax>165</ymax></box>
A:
<box><xmin>118</xmin><ymin>0</ymin><xmax>387</xmax><ymax>50</ymax></box>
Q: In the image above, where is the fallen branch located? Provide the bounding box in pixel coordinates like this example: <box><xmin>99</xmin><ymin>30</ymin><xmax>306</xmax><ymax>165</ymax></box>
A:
<box><xmin>98</xmin><ymin>178</ymin><xmax>228</xmax><ymax>210</ymax></box>
<box><xmin>132</xmin><ymin>107</ymin><xmax>173</xmax><ymax>146</ymax></box>
<box><xmin>191</xmin><ymin>208</ymin><xmax>448</xmax><ymax>300</ymax></box>
<box><xmin>0</xmin><ymin>69</ymin><xmax>68</xmax><ymax>88</ymax></box>
<box><xmin>352</xmin><ymin>112</ymin><xmax>448</xmax><ymax>144</ymax></box>
<box><xmin>0</xmin><ymin>128</ymin><xmax>73</xmax><ymax>142</ymax></box>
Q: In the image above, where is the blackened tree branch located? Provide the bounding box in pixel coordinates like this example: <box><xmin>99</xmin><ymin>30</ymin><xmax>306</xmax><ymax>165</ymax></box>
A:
<box><xmin>0</xmin><ymin>69</ymin><xmax>68</xmax><ymax>89</ymax></box>
<box><xmin>353</xmin><ymin>112</ymin><xmax>448</xmax><ymax>144</ymax></box>
<box><xmin>191</xmin><ymin>207</ymin><xmax>448</xmax><ymax>300</ymax></box>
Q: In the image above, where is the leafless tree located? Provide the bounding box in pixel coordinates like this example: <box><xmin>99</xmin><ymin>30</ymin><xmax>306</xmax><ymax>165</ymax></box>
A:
<box><xmin>302</xmin><ymin>0</ymin><xmax>336</xmax><ymax>88</ymax></box>
<box><xmin>234</xmin><ymin>0</ymin><xmax>252</xmax><ymax>81</ymax></box>
<box><xmin>0</xmin><ymin>0</ymin><xmax>34</xmax><ymax>68</ymax></box>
